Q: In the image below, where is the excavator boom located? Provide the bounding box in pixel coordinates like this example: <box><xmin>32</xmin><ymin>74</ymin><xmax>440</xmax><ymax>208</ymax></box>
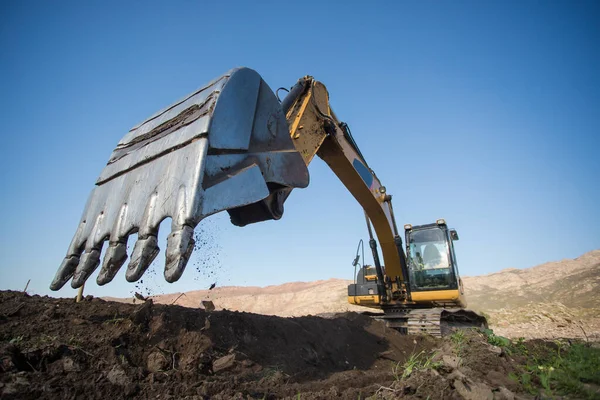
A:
<box><xmin>280</xmin><ymin>77</ymin><xmax>411</xmax><ymax>299</ymax></box>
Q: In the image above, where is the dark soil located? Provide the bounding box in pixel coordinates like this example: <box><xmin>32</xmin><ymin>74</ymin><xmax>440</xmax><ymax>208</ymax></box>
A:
<box><xmin>0</xmin><ymin>291</ymin><xmax>435</xmax><ymax>399</ymax></box>
<box><xmin>2</xmin><ymin>291</ymin><xmax>592</xmax><ymax>399</ymax></box>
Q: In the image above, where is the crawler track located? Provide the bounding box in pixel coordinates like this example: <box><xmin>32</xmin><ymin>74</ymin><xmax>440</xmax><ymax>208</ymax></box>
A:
<box><xmin>372</xmin><ymin>308</ymin><xmax>488</xmax><ymax>337</ymax></box>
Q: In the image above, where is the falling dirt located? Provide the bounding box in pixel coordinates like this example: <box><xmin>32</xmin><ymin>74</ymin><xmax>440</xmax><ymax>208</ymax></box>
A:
<box><xmin>1</xmin><ymin>291</ymin><xmax>597</xmax><ymax>399</ymax></box>
<box><xmin>130</xmin><ymin>216</ymin><xmax>226</xmax><ymax>301</ymax></box>
<box><xmin>192</xmin><ymin>216</ymin><xmax>225</xmax><ymax>287</ymax></box>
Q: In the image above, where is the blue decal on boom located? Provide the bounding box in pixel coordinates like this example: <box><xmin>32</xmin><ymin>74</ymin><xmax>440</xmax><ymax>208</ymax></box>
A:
<box><xmin>353</xmin><ymin>159</ymin><xmax>374</xmax><ymax>188</ymax></box>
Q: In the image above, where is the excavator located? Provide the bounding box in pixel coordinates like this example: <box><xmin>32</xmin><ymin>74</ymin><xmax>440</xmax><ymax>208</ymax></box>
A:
<box><xmin>50</xmin><ymin>67</ymin><xmax>487</xmax><ymax>336</ymax></box>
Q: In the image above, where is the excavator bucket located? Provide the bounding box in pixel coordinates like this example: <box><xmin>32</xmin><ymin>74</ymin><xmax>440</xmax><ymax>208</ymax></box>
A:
<box><xmin>51</xmin><ymin>68</ymin><xmax>308</xmax><ymax>291</ymax></box>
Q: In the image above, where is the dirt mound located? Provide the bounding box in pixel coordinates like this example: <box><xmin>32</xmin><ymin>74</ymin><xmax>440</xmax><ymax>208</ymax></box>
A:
<box><xmin>0</xmin><ymin>291</ymin><xmax>435</xmax><ymax>399</ymax></box>
<box><xmin>2</xmin><ymin>291</ymin><xmax>597</xmax><ymax>399</ymax></box>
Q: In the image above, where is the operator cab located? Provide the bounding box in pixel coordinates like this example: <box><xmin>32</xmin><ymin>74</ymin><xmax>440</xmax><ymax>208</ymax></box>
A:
<box><xmin>404</xmin><ymin>219</ymin><xmax>460</xmax><ymax>292</ymax></box>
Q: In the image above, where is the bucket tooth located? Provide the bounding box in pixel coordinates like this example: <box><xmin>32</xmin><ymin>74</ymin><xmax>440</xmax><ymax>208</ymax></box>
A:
<box><xmin>164</xmin><ymin>225</ymin><xmax>195</xmax><ymax>283</ymax></box>
<box><xmin>97</xmin><ymin>241</ymin><xmax>128</xmax><ymax>285</ymax></box>
<box><xmin>125</xmin><ymin>235</ymin><xmax>159</xmax><ymax>282</ymax></box>
<box><xmin>71</xmin><ymin>248</ymin><xmax>102</xmax><ymax>288</ymax></box>
<box><xmin>51</xmin><ymin>255</ymin><xmax>81</xmax><ymax>290</ymax></box>
<box><xmin>71</xmin><ymin>211</ymin><xmax>106</xmax><ymax>288</ymax></box>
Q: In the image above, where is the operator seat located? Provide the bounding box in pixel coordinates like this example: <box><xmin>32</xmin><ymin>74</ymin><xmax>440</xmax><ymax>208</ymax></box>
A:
<box><xmin>423</xmin><ymin>244</ymin><xmax>442</xmax><ymax>268</ymax></box>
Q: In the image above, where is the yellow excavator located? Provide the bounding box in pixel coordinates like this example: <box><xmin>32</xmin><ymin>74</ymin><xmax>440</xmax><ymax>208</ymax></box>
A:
<box><xmin>51</xmin><ymin>68</ymin><xmax>486</xmax><ymax>336</ymax></box>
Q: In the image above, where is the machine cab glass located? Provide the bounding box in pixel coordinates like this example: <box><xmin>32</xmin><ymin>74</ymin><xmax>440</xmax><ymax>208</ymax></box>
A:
<box><xmin>405</xmin><ymin>225</ymin><xmax>458</xmax><ymax>291</ymax></box>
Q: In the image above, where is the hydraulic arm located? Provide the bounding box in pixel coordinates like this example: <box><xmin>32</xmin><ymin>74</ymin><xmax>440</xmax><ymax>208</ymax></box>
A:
<box><xmin>277</xmin><ymin>77</ymin><xmax>412</xmax><ymax>304</ymax></box>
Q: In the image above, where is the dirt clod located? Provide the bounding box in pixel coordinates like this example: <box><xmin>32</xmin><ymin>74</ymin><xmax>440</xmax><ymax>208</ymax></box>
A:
<box><xmin>146</xmin><ymin>351</ymin><xmax>169</xmax><ymax>373</ymax></box>
<box><xmin>443</xmin><ymin>354</ymin><xmax>461</xmax><ymax>369</ymax></box>
<box><xmin>106</xmin><ymin>365</ymin><xmax>130</xmax><ymax>386</ymax></box>
<box><xmin>454</xmin><ymin>379</ymin><xmax>494</xmax><ymax>400</ymax></box>
<box><xmin>131</xmin><ymin>299</ymin><xmax>153</xmax><ymax>325</ymax></box>
<box><xmin>493</xmin><ymin>386</ymin><xmax>515</xmax><ymax>400</ymax></box>
<box><xmin>213</xmin><ymin>353</ymin><xmax>236</xmax><ymax>373</ymax></box>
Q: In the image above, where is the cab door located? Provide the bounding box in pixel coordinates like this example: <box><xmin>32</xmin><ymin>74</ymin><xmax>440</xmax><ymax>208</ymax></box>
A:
<box><xmin>447</xmin><ymin>230</ymin><xmax>463</xmax><ymax>294</ymax></box>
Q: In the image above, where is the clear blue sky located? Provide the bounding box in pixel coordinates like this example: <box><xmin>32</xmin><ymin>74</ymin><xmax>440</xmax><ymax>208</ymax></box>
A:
<box><xmin>1</xmin><ymin>1</ymin><xmax>599</xmax><ymax>299</ymax></box>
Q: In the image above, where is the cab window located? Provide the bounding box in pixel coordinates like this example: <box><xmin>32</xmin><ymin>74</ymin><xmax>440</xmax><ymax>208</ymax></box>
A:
<box><xmin>407</xmin><ymin>227</ymin><xmax>455</xmax><ymax>290</ymax></box>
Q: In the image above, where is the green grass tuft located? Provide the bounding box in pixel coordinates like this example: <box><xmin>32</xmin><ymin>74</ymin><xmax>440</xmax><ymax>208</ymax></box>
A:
<box><xmin>482</xmin><ymin>328</ymin><xmax>511</xmax><ymax>348</ymax></box>
<box><xmin>393</xmin><ymin>350</ymin><xmax>442</xmax><ymax>380</ymax></box>
<box><xmin>510</xmin><ymin>340</ymin><xmax>600</xmax><ymax>399</ymax></box>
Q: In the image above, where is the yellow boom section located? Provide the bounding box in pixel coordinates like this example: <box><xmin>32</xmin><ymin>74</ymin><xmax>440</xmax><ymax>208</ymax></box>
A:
<box><xmin>282</xmin><ymin>78</ymin><xmax>404</xmax><ymax>282</ymax></box>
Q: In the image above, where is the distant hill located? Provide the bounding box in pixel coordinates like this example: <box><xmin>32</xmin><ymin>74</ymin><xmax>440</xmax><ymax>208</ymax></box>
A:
<box><xmin>106</xmin><ymin>279</ymin><xmax>367</xmax><ymax>317</ymax></box>
<box><xmin>462</xmin><ymin>250</ymin><xmax>600</xmax><ymax>339</ymax></box>
<box><xmin>109</xmin><ymin>250</ymin><xmax>600</xmax><ymax>339</ymax></box>
<box><xmin>462</xmin><ymin>250</ymin><xmax>600</xmax><ymax>311</ymax></box>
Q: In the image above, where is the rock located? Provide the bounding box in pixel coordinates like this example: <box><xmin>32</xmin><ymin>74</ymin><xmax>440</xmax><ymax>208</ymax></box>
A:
<box><xmin>443</xmin><ymin>355</ymin><xmax>461</xmax><ymax>369</ymax></box>
<box><xmin>0</xmin><ymin>355</ymin><xmax>15</xmax><ymax>372</ymax></box>
<box><xmin>202</xmin><ymin>300</ymin><xmax>215</xmax><ymax>312</ymax></box>
<box><xmin>493</xmin><ymin>386</ymin><xmax>515</xmax><ymax>400</ymax></box>
<box><xmin>454</xmin><ymin>379</ymin><xmax>494</xmax><ymax>400</ymax></box>
<box><xmin>62</xmin><ymin>357</ymin><xmax>82</xmax><ymax>372</ymax></box>
<box><xmin>107</xmin><ymin>365</ymin><xmax>130</xmax><ymax>386</ymax></box>
<box><xmin>147</xmin><ymin>351</ymin><xmax>170</xmax><ymax>373</ymax></box>
<box><xmin>131</xmin><ymin>300</ymin><xmax>153</xmax><ymax>325</ymax></box>
<box><xmin>213</xmin><ymin>354</ymin><xmax>236</xmax><ymax>373</ymax></box>
<box><xmin>448</xmin><ymin>369</ymin><xmax>467</xmax><ymax>381</ymax></box>
<box><xmin>489</xmin><ymin>345</ymin><xmax>502</xmax><ymax>355</ymax></box>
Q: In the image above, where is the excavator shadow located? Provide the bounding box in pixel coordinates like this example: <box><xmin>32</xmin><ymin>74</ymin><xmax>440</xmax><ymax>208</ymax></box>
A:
<box><xmin>144</xmin><ymin>303</ymin><xmax>438</xmax><ymax>382</ymax></box>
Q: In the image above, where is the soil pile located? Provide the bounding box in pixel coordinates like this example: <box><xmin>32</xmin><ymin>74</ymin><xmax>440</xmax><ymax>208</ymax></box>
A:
<box><xmin>0</xmin><ymin>291</ymin><xmax>435</xmax><ymax>399</ymax></box>
<box><xmin>1</xmin><ymin>291</ymin><xmax>597</xmax><ymax>399</ymax></box>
